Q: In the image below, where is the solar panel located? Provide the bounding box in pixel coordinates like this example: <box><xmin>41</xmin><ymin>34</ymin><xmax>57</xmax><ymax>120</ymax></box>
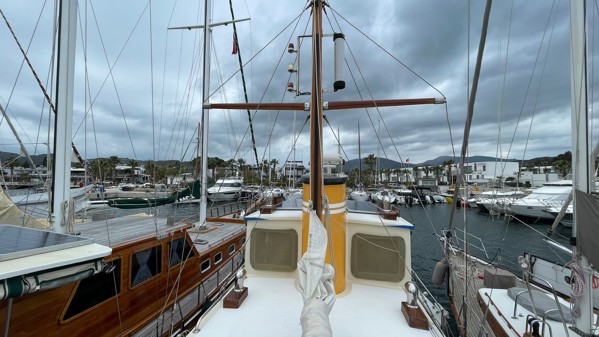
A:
<box><xmin>0</xmin><ymin>225</ymin><xmax>94</xmax><ymax>262</ymax></box>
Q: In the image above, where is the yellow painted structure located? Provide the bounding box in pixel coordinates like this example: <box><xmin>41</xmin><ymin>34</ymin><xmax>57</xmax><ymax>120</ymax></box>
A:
<box><xmin>302</xmin><ymin>178</ymin><xmax>347</xmax><ymax>294</ymax></box>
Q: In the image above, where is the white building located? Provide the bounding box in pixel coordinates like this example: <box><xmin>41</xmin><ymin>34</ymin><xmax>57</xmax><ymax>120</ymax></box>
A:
<box><xmin>461</xmin><ymin>161</ymin><xmax>520</xmax><ymax>185</ymax></box>
<box><xmin>281</xmin><ymin>160</ymin><xmax>306</xmax><ymax>183</ymax></box>
<box><xmin>520</xmin><ymin>171</ymin><xmax>565</xmax><ymax>187</ymax></box>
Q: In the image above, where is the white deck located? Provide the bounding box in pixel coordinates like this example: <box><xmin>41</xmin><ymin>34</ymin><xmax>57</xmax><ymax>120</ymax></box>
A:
<box><xmin>195</xmin><ymin>276</ymin><xmax>440</xmax><ymax>337</ymax></box>
<box><xmin>477</xmin><ymin>287</ymin><xmax>593</xmax><ymax>337</ymax></box>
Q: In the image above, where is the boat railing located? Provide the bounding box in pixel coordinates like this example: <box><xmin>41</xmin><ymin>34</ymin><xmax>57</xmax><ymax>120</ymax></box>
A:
<box><xmin>520</xmin><ymin>269</ymin><xmax>570</xmax><ymax>337</ymax></box>
<box><xmin>452</xmin><ymin>228</ymin><xmax>490</xmax><ymax>259</ymax></box>
<box><xmin>190</xmin><ymin>250</ymin><xmax>246</xmax><ymax>333</ymax></box>
<box><xmin>411</xmin><ymin>271</ymin><xmax>450</xmax><ymax>333</ymax></box>
<box><xmin>206</xmin><ymin>196</ymin><xmax>262</xmax><ymax>218</ymax></box>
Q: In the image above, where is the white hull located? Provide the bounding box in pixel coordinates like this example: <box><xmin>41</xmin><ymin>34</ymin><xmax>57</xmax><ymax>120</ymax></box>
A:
<box><xmin>349</xmin><ymin>190</ymin><xmax>368</xmax><ymax>202</ymax></box>
<box><xmin>207</xmin><ymin>177</ymin><xmax>245</xmax><ymax>202</ymax></box>
<box><xmin>10</xmin><ymin>185</ymin><xmax>93</xmax><ymax>217</ymax></box>
<box><xmin>508</xmin><ymin>202</ymin><xmax>556</xmax><ymax>220</ymax></box>
<box><xmin>507</xmin><ymin>181</ymin><xmax>572</xmax><ymax>221</ymax></box>
<box><xmin>206</xmin><ymin>191</ymin><xmax>241</xmax><ymax>202</ymax></box>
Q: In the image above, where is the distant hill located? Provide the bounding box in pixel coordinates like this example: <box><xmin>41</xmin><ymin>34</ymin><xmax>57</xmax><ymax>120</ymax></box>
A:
<box><xmin>343</xmin><ymin>155</ymin><xmax>519</xmax><ymax>172</ymax></box>
<box><xmin>0</xmin><ymin>151</ymin><xmax>47</xmax><ymax>166</ymax></box>
<box><xmin>418</xmin><ymin>155</ymin><xmax>518</xmax><ymax>166</ymax></box>
<box><xmin>343</xmin><ymin>158</ymin><xmax>411</xmax><ymax>172</ymax></box>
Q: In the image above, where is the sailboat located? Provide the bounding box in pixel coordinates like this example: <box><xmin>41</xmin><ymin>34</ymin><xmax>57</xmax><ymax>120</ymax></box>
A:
<box><xmin>106</xmin><ymin>179</ymin><xmax>201</xmax><ymax>209</ymax></box>
<box><xmin>437</xmin><ymin>2</ymin><xmax>598</xmax><ymax>337</ymax></box>
<box><xmin>181</xmin><ymin>0</ymin><xmax>450</xmax><ymax>336</ymax></box>
<box><xmin>349</xmin><ymin>122</ymin><xmax>369</xmax><ymax>202</ymax></box>
<box><xmin>0</xmin><ymin>1</ymin><xmax>248</xmax><ymax>336</ymax></box>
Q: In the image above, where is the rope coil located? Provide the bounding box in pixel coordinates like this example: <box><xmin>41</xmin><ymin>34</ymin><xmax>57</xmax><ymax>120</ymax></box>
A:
<box><xmin>565</xmin><ymin>255</ymin><xmax>585</xmax><ymax>299</ymax></box>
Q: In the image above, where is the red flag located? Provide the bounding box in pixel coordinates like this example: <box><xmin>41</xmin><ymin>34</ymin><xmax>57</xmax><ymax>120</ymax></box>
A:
<box><xmin>232</xmin><ymin>33</ymin><xmax>238</xmax><ymax>55</ymax></box>
<box><xmin>406</xmin><ymin>158</ymin><xmax>409</xmax><ymax>163</ymax></box>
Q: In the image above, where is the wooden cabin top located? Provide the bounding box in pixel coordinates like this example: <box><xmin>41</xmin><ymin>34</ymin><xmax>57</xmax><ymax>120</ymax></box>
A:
<box><xmin>77</xmin><ymin>214</ymin><xmax>246</xmax><ymax>254</ymax></box>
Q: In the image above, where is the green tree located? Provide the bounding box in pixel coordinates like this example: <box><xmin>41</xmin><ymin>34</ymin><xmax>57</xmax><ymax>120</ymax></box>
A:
<box><xmin>237</xmin><ymin>158</ymin><xmax>246</xmax><ymax>170</ymax></box>
<box><xmin>270</xmin><ymin>159</ymin><xmax>279</xmax><ymax>181</ymax></box>
<box><xmin>554</xmin><ymin>159</ymin><xmax>570</xmax><ymax>178</ymax></box>
<box><xmin>442</xmin><ymin>160</ymin><xmax>454</xmax><ymax>185</ymax></box>
<box><xmin>128</xmin><ymin>159</ymin><xmax>138</xmax><ymax>183</ymax></box>
<box><xmin>412</xmin><ymin>166</ymin><xmax>419</xmax><ymax>181</ymax></box>
<box><xmin>433</xmin><ymin>165</ymin><xmax>442</xmax><ymax>180</ymax></box>
<box><xmin>383</xmin><ymin>168</ymin><xmax>391</xmax><ymax>183</ymax></box>
<box><xmin>7</xmin><ymin>156</ymin><xmax>18</xmax><ymax>179</ymax></box>
<box><xmin>364</xmin><ymin>154</ymin><xmax>377</xmax><ymax>184</ymax></box>
<box><xmin>109</xmin><ymin>156</ymin><xmax>120</xmax><ymax>183</ymax></box>
<box><xmin>145</xmin><ymin>160</ymin><xmax>157</xmax><ymax>181</ymax></box>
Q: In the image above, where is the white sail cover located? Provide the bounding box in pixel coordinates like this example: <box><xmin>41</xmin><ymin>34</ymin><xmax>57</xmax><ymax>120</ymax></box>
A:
<box><xmin>298</xmin><ymin>210</ymin><xmax>335</xmax><ymax>337</ymax></box>
<box><xmin>0</xmin><ymin>189</ymin><xmax>45</xmax><ymax>229</ymax></box>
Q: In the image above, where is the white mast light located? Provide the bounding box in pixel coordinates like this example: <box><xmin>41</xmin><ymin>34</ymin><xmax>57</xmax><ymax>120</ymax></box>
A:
<box><xmin>333</xmin><ymin>33</ymin><xmax>345</xmax><ymax>91</ymax></box>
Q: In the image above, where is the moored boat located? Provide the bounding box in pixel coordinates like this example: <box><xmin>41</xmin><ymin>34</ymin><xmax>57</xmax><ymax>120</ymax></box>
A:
<box><xmin>437</xmin><ymin>3</ymin><xmax>599</xmax><ymax>337</ymax></box>
<box><xmin>181</xmin><ymin>0</ymin><xmax>450</xmax><ymax>335</ymax></box>
<box><xmin>507</xmin><ymin>180</ymin><xmax>572</xmax><ymax>221</ymax></box>
<box><xmin>206</xmin><ymin>176</ymin><xmax>245</xmax><ymax>202</ymax></box>
<box><xmin>0</xmin><ymin>2</ymin><xmax>249</xmax><ymax>335</ymax></box>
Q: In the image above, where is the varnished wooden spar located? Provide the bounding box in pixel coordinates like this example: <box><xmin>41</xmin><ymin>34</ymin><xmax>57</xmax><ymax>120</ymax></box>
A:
<box><xmin>205</xmin><ymin>97</ymin><xmax>445</xmax><ymax>111</ymax></box>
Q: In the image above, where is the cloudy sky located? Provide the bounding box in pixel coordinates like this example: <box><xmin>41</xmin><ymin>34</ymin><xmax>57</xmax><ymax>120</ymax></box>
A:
<box><xmin>0</xmin><ymin>0</ymin><xmax>597</xmax><ymax>168</ymax></box>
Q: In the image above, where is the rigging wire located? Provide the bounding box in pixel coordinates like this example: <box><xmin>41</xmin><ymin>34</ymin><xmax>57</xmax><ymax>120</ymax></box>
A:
<box><xmin>325</xmin><ymin>3</ymin><xmax>448</xmax><ymax>250</ymax></box>
<box><xmin>228</xmin><ymin>0</ymin><xmax>260</xmax><ymax>170</ymax></box>
<box><xmin>502</xmin><ymin>0</ymin><xmax>560</xmax><ymax>164</ymax></box>
<box><xmin>79</xmin><ymin>0</ymin><xmax>150</xmax><ymax>161</ymax></box>
<box><xmin>157</xmin><ymin>0</ymin><xmax>181</xmax><ymax>160</ymax></box>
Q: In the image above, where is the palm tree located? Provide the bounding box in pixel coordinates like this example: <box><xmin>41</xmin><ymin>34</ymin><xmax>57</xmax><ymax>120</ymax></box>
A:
<box><xmin>109</xmin><ymin>156</ymin><xmax>119</xmax><ymax>183</ymax></box>
<box><xmin>364</xmin><ymin>154</ymin><xmax>377</xmax><ymax>184</ymax></box>
<box><xmin>554</xmin><ymin>159</ymin><xmax>571</xmax><ymax>178</ymax></box>
<box><xmin>269</xmin><ymin>159</ymin><xmax>279</xmax><ymax>182</ymax></box>
<box><xmin>441</xmin><ymin>160</ymin><xmax>454</xmax><ymax>185</ymax></box>
<box><xmin>7</xmin><ymin>156</ymin><xmax>18</xmax><ymax>181</ymax></box>
<box><xmin>383</xmin><ymin>168</ymin><xmax>391</xmax><ymax>183</ymax></box>
<box><xmin>145</xmin><ymin>161</ymin><xmax>157</xmax><ymax>181</ymax></box>
<box><xmin>88</xmin><ymin>159</ymin><xmax>101</xmax><ymax>182</ymax></box>
<box><xmin>432</xmin><ymin>165</ymin><xmax>442</xmax><ymax>181</ymax></box>
<box><xmin>237</xmin><ymin>158</ymin><xmax>246</xmax><ymax>170</ymax></box>
<box><xmin>127</xmin><ymin>159</ymin><xmax>138</xmax><ymax>183</ymax></box>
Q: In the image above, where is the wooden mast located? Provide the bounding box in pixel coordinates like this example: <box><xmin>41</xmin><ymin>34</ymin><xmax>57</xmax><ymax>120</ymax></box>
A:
<box><xmin>202</xmin><ymin>1</ymin><xmax>446</xmax><ymax>218</ymax></box>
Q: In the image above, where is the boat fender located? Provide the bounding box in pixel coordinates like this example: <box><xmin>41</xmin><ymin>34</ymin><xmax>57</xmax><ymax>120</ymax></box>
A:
<box><xmin>432</xmin><ymin>258</ymin><xmax>448</xmax><ymax>286</ymax></box>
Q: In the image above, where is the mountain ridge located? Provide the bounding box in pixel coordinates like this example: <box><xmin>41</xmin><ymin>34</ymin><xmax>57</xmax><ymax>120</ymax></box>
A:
<box><xmin>342</xmin><ymin>155</ymin><xmax>518</xmax><ymax>172</ymax></box>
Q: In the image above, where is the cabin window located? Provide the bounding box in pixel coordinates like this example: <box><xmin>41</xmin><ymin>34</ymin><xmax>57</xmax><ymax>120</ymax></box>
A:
<box><xmin>63</xmin><ymin>259</ymin><xmax>121</xmax><ymax>320</ymax></box>
<box><xmin>169</xmin><ymin>237</ymin><xmax>193</xmax><ymax>267</ymax></box>
<box><xmin>250</xmin><ymin>228</ymin><xmax>297</xmax><ymax>272</ymax></box>
<box><xmin>200</xmin><ymin>259</ymin><xmax>211</xmax><ymax>273</ymax></box>
<box><xmin>214</xmin><ymin>252</ymin><xmax>223</xmax><ymax>265</ymax></box>
<box><xmin>228</xmin><ymin>243</ymin><xmax>235</xmax><ymax>255</ymax></box>
<box><xmin>241</xmin><ymin>237</ymin><xmax>246</xmax><ymax>245</ymax></box>
<box><xmin>350</xmin><ymin>234</ymin><xmax>405</xmax><ymax>282</ymax></box>
<box><xmin>131</xmin><ymin>246</ymin><xmax>162</xmax><ymax>287</ymax></box>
